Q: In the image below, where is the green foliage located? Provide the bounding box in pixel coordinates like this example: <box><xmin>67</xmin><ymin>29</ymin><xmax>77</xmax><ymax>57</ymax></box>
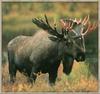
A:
<box><xmin>69</xmin><ymin>3</ymin><xmax>77</xmax><ymax>12</ymax></box>
<box><xmin>41</xmin><ymin>3</ymin><xmax>54</xmax><ymax>11</ymax></box>
<box><xmin>2</xmin><ymin>3</ymin><xmax>12</xmax><ymax>14</ymax></box>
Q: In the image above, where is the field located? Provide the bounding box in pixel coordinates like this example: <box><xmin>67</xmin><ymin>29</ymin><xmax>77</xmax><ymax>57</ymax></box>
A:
<box><xmin>2</xmin><ymin>60</ymin><xmax>98</xmax><ymax>92</ymax></box>
<box><xmin>2</xmin><ymin>2</ymin><xmax>98</xmax><ymax>92</ymax></box>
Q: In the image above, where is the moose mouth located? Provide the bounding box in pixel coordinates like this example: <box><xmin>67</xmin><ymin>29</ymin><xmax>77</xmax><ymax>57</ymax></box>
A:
<box><xmin>75</xmin><ymin>52</ymin><xmax>85</xmax><ymax>62</ymax></box>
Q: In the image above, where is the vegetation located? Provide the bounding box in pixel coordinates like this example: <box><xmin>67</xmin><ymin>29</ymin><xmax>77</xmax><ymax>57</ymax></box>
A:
<box><xmin>2</xmin><ymin>2</ymin><xmax>98</xmax><ymax>92</ymax></box>
<box><xmin>2</xmin><ymin>62</ymin><xmax>98</xmax><ymax>92</ymax></box>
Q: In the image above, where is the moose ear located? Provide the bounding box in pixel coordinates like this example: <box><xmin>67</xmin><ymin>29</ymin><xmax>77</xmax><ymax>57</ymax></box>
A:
<box><xmin>48</xmin><ymin>36</ymin><xmax>59</xmax><ymax>41</ymax></box>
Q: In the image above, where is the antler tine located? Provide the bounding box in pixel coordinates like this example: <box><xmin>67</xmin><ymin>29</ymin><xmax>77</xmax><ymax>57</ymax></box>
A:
<box><xmin>65</xmin><ymin>19</ymin><xmax>74</xmax><ymax>31</ymax></box>
<box><xmin>90</xmin><ymin>22</ymin><xmax>97</xmax><ymax>31</ymax></box>
<box><xmin>81</xmin><ymin>21</ymin><xmax>97</xmax><ymax>36</ymax></box>
<box><xmin>77</xmin><ymin>18</ymin><xmax>82</xmax><ymax>24</ymax></box>
<box><xmin>73</xmin><ymin>18</ymin><xmax>77</xmax><ymax>23</ymax></box>
<box><xmin>60</xmin><ymin>19</ymin><xmax>68</xmax><ymax>36</ymax></box>
<box><xmin>81</xmin><ymin>21</ymin><xmax>91</xmax><ymax>35</ymax></box>
<box><xmin>53</xmin><ymin>18</ymin><xmax>58</xmax><ymax>32</ymax></box>
<box><xmin>82</xmin><ymin>16</ymin><xmax>87</xmax><ymax>24</ymax></box>
<box><xmin>44</xmin><ymin>14</ymin><xmax>49</xmax><ymax>25</ymax></box>
<box><xmin>84</xmin><ymin>15</ymin><xmax>89</xmax><ymax>25</ymax></box>
<box><xmin>60</xmin><ymin>18</ymin><xmax>78</xmax><ymax>35</ymax></box>
<box><xmin>82</xmin><ymin>15</ymin><xmax>89</xmax><ymax>25</ymax></box>
<box><xmin>60</xmin><ymin>19</ymin><xmax>66</xmax><ymax>29</ymax></box>
<box><xmin>67</xmin><ymin>21</ymin><xmax>70</xmax><ymax>28</ymax></box>
<box><xmin>73</xmin><ymin>17</ymin><xmax>82</xmax><ymax>24</ymax></box>
<box><xmin>79</xmin><ymin>18</ymin><xmax>82</xmax><ymax>23</ymax></box>
<box><xmin>70</xmin><ymin>21</ymin><xmax>74</xmax><ymax>28</ymax></box>
<box><xmin>53</xmin><ymin>20</ymin><xmax>57</xmax><ymax>32</ymax></box>
<box><xmin>81</xmin><ymin>15</ymin><xmax>92</xmax><ymax>35</ymax></box>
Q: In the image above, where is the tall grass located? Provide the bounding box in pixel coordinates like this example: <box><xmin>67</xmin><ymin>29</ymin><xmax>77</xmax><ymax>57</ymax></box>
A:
<box><xmin>2</xmin><ymin>62</ymin><xmax>98</xmax><ymax>92</ymax></box>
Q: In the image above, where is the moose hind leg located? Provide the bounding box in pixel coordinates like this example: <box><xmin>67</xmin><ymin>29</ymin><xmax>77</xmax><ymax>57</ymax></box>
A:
<box><xmin>27</xmin><ymin>69</ymin><xmax>37</xmax><ymax>84</ymax></box>
<box><xmin>29</xmin><ymin>67</ymin><xmax>37</xmax><ymax>84</ymax></box>
<box><xmin>8</xmin><ymin>51</ymin><xmax>17</xmax><ymax>84</ymax></box>
<box><xmin>9</xmin><ymin>63</ymin><xmax>17</xmax><ymax>84</ymax></box>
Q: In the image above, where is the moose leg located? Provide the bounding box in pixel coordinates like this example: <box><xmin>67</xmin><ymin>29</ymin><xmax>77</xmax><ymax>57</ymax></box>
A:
<box><xmin>29</xmin><ymin>74</ymin><xmax>37</xmax><ymax>83</ymax></box>
<box><xmin>48</xmin><ymin>60</ymin><xmax>60</xmax><ymax>86</ymax></box>
<box><xmin>29</xmin><ymin>67</ymin><xmax>37</xmax><ymax>84</ymax></box>
<box><xmin>8</xmin><ymin>51</ymin><xmax>17</xmax><ymax>84</ymax></box>
<box><xmin>9</xmin><ymin>63</ymin><xmax>17</xmax><ymax>84</ymax></box>
<box><xmin>49</xmin><ymin>72</ymin><xmax>57</xmax><ymax>86</ymax></box>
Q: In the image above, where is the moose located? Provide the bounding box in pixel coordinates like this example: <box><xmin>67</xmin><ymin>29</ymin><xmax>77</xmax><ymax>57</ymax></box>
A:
<box><xmin>7</xmin><ymin>15</ymin><xmax>96</xmax><ymax>85</ymax></box>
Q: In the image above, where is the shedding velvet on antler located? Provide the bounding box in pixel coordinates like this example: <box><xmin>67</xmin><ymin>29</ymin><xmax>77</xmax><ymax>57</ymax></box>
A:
<box><xmin>81</xmin><ymin>16</ymin><xmax>97</xmax><ymax>36</ymax></box>
<box><xmin>60</xmin><ymin>15</ymin><xmax>97</xmax><ymax>36</ymax></box>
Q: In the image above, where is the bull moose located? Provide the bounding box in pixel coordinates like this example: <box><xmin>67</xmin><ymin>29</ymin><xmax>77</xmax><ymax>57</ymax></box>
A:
<box><xmin>7</xmin><ymin>15</ymin><xmax>96</xmax><ymax>85</ymax></box>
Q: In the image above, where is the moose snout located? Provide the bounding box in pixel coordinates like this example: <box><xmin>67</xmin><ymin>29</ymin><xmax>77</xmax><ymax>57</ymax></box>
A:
<box><xmin>75</xmin><ymin>52</ymin><xmax>85</xmax><ymax>62</ymax></box>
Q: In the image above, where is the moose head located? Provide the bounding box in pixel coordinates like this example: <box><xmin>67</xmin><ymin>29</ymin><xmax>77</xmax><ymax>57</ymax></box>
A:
<box><xmin>60</xmin><ymin>15</ymin><xmax>97</xmax><ymax>62</ymax></box>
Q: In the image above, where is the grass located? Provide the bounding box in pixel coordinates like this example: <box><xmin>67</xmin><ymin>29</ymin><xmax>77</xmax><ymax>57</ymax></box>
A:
<box><xmin>2</xmin><ymin>61</ymin><xmax>98</xmax><ymax>92</ymax></box>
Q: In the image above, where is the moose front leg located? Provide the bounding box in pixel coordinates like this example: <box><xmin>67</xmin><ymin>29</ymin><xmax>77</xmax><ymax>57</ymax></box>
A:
<box><xmin>49</xmin><ymin>72</ymin><xmax>57</xmax><ymax>86</ymax></box>
<box><xmin>29</xmin><ymin>67</ymin><xmax>37</xmax><ymax>84</ymax></box>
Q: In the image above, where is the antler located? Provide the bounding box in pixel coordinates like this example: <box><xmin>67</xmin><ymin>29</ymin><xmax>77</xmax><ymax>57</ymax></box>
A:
<box><xmin>32</xmin><ymin>15</ymin><xmax>63</xmax><ymax>38</ymax></box>
<box><xmin>60</xmin><ymin>19</ymin><xmax>73</xmax><ymax>31</ymax></box>
<box><xmin>81</xmin><ymin>15</ymin><xmax>97</xmax><ymax>35</ymax></box>
<box><xmin>60</xmin><ymin>15</ymin><xmax>97</xmax><ymax>36</ymax></box>
<box><xmin>60</xmin><ymin>19</ymin><xmax>79</xmax><ymax>35</ymax></box>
